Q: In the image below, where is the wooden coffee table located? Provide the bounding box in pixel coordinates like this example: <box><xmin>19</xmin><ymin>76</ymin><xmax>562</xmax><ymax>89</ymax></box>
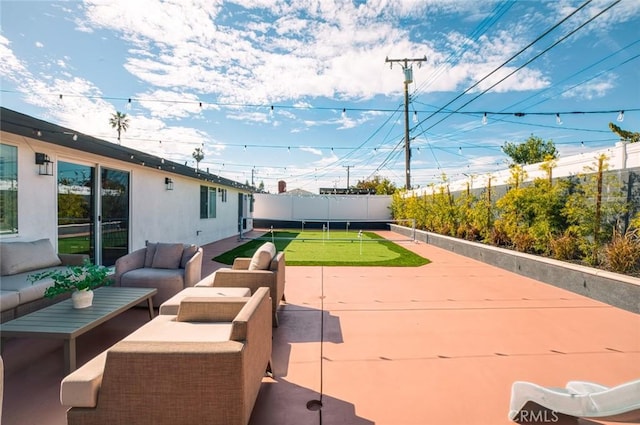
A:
<box><xmin>1</xmin><ymin>286</ymin><xmax>157</xmax><ymax>373</ymax></box>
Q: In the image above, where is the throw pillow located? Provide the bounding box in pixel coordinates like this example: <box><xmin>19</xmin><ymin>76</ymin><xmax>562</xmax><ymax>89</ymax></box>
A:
<box><xmin>0</xmin><ymin>239</ymin><xmax>62</xmax><ymax>276</ymax></box>
<box><xmin>248</xmin><ymin>242</ymin><xmax>276</xmax><ymax>270</ymax></box>
<box><xmin>151</xmin><ymin>243</ymin><xmax>184</xmax><ymax>269</ymax></box>
<box><xmin>180</xmin><ymin>244</ymin><xmax>198</xmax><ymax>268</ymax></box>
<box><xmin>144</xmin><ymin>243</ymin><xmax>158</xmax><ymax>267</ymax></box>
<box><xmin>176</xmin><ymin>297</ymin><xmax>247</xmax><ymax>322</ymax></box>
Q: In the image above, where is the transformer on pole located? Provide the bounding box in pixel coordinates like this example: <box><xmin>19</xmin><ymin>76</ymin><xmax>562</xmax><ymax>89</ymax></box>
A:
<box><xmin>385</xmin><ymin>56</ymin><xmax>427</xmax><ymax>190</ymax></box>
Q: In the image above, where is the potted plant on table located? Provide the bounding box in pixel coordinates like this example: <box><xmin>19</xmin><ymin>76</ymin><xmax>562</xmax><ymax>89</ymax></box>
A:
<box><xmin>29</xmin><ymin>259</ymin><xmax>111</xmax><ymax>309</ymax></box>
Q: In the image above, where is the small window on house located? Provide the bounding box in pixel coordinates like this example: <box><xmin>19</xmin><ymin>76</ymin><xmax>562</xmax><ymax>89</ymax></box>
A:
<box><xmin>0</xmin><ymin>143</ymin><xmax>18</xmax><ymax>235</ymax></box>
<box><xmin>219</xmin><ymin>188</ymin><xmax>227</xmax><ymax>203</ymax></box>
<box><xmin>200</xmin><ymin>185</ymin><xmax>217</xmax><ymax>218</ymax></box>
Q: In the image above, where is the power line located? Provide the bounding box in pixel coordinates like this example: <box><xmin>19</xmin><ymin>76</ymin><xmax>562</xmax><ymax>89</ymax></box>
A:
<box><xmin>412</xmin><ymin>0</ymin><xmax>595</xmax><ymax>132</ymax></box>
<box><xmin>412</xmin><ymin>0</ymin><xmax>516</xmax><ymax>98</ymax></box>
<box><xmin>501</xmin><ymin>39</ymin><xmax>640</xmax><ymax>113</ymax></box>
<box><xmin>412</xmin><ymin>0</ymin><xmax>622</xmax><ymax>140</ymax></box>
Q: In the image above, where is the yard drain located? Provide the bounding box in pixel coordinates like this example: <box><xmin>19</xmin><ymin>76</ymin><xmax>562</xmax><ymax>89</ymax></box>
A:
<box><xmin>306</xmin><ymin>399</ymin><xmax>323</xmax><ymax>411</ymax></box>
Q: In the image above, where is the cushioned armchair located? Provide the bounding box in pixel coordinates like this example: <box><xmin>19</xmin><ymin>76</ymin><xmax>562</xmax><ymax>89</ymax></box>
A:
<box><xmin>115</xmin><ymin>242</ymin><xmax>202</xmax><ymax>305</ymax></box>
<box><xmin>196</xmin><ymin>242</ymin><xmax>285</xmax><ymax>326</ymax></box>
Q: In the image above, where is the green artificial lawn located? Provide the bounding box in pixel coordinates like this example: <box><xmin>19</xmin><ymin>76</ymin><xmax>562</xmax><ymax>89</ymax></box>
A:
<box><xmin>214</xmin><ymin>230</ymin><xmax>430</xmax><ymax>267</ymax></box>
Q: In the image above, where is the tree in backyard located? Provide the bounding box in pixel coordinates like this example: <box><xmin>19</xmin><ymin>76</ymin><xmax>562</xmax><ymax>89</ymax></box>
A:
<box><xmin>454</xmin><ymin>175</ymin><xmax>479</xmax><ymax>240</ymax></box>
<box><xmin>109</xmin><ymin>111</ymin><xmax>129</xmax><ymax>143</ymax></box>
<box><xmin>502</xmin><ymin>135</ymin><xmax>558</xmax><ymax>166</ymax></box>
<box><xmin>563</xmin><ymin>154</ymin><xmax>628</xmax><ymax>265</ymax></box>
<box><xmin>608</xmin><ymin>122</ymin><xmax>639</xmax><ymax>143</ymax></box>
<box><xmin>354</xmin><ymin>175</ymin><xmax>397</xmax><ymax>194</ymax></box>
<box><xmin>192</xmin><ymin>147</ymin><xmax>204</xmax><ymax>171</ymax></box>
<box><xmin>494</xmin><ymin>166</ymin><xmax>530</xmax><ymax>251</ymax></box>
<box><xmin>495</xmin><ymin>162</ymin><xmax>569</xmax><ymax>254</ymax></box>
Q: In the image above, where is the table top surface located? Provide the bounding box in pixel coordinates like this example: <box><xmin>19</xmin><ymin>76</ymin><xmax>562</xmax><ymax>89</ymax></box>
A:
<box><xmin>0</xmin><ymin>286</ymin><xmax>157</xmax><ymax>339</ymax></box>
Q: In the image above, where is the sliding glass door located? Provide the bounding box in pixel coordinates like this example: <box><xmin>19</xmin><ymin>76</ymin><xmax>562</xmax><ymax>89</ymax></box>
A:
<box><xmin>57</xmin><ymin>162</ymin><xmax>95</xmax><ymax>259</ymax></box>
<box><xmin>100</xmin><ymin>167</ymin><xmax>129</xmax><ymax>266</ymax></box>
<box><xmin>57</xmin><ymin>162</ymin><xmax>129</xmax><ymax>266</ymax></box>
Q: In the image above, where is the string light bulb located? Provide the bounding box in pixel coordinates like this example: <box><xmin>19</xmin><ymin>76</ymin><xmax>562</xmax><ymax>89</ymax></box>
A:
<box><xmin>556</xmin><ymin>113</ymin><xmax>563</xmax><ymax>125</ymax></box>
<box><xmin>72</xmin><ymin>134</ymin><xmax>78</xmax><ymax>141</ymax></box>
<box><xmin>413</xmin><ymin>111</ymin><xmax>418</xmax><ymax>123</ymax></box>
<box><xmin>482</xmin><ymin>112</ymin><xmax>487</xmax><ymax>125</ymax></box>
<box><xmin>341</xmin><ymin>108</ymin><xmax>346</xmax><ymax>119</ymax></box>
<box><xmin>126</xmin><ymin>98</ymin><xmax>132</xmax><ymax>110</ymax></box>
<box><xmin>617</xmin><ymin>110</ymin><xmax>624</xmax><ymax>122</ymax></box>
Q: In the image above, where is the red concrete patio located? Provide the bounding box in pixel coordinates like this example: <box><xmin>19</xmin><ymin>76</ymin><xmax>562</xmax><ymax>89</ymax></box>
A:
<box><xmin>2</xmin><ymin>231</ymin><xmax>639</xmax><ymax>425</ymax></box>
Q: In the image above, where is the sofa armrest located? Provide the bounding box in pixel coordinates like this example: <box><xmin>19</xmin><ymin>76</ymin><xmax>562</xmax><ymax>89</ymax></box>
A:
<box><xmin>231</xmin><ymin>257</ymin><xmax>251</xmax><ymax>270</ymax></box>
<box><xmin>114</xmin><ymin>248</ymin><xmax>146</xmax><ymax>286</ymax></box>
<box><xmin>58</xmin><ymin>253</ymin><xmax>90</xmax><ymax>266</ymax></box>
<box><xmin>61</xmin><ymin>350</ymin><xmax>108</xmax><ymax>407</ymax></box>
<box><xmin>230</xmin><ymin>287</ymin><xmax>271</xmax><ymax>341</ymax></box>
<box><xmin>183</xmin><ymin>248</ymin><xmax>203</xmax><ymax>287</ymax></box>
<box><xmin>67</xmin><ymin>340</ymin><xmax>247</xmax><ymax>425</ymax></box>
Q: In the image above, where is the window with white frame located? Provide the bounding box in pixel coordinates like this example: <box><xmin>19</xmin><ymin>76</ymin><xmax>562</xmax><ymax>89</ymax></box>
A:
<box><xmin>0</xmin><ymin>143</ymin><xmax>18</xmax><ymax>235</ymax></box>
<box><xmin>200</xmin><ymin>185</ymin><xmax>217</xmax><ymax>218</ymax></box>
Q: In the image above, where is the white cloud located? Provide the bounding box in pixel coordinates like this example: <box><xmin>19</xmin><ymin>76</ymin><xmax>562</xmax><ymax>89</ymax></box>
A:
<box><xmin>136</xmin><ymin>90</ymin><xmax>205</xmax><ymax>118</ymax></box>
<box><xmin>0</xmin><ymin>36</ymin><xmax>28</xmax><ymax>81</ymax></box>
<box><xmin>300</xmin><ymin>146</ymin><xmax>323</xmax><ymax>156</ymax></box>
<box><xmin>561</xmin><ymin>76</ymin><xmax>615</xmax><ymax>100</ymax></box>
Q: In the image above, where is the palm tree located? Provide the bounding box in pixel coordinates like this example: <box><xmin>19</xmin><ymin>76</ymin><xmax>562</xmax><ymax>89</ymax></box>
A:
<box><xmin>192</xmin><ymin>147</ymin><xmax>204</xmax><ymax>171</ymax></box>
<box><xmin>109</xmin><ymin>111</ymin><xmax>130</xmax><ymax>143</ymax></box>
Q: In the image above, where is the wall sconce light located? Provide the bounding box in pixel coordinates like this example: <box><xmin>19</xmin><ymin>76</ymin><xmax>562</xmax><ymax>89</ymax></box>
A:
<box><xmin>165</xmin><ymin>177</ymin><xmax>174</xmax><ymax>190</ymax></box>
<box><xmin>35</xmin><ymin>152</ymin><xmax>53</xmax><ymax>176</ymax></box>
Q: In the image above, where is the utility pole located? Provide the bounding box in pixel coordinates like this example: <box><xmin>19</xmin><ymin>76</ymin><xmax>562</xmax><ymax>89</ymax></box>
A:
<box><xmin>344</xmin><ymin>165</ymin><xmax>353</xmax><ymax>191</ymax></box>
<box><xmin>385</xmin><ymin>55</ymin><xmax>427</xmax><ymax>190</ymax></box>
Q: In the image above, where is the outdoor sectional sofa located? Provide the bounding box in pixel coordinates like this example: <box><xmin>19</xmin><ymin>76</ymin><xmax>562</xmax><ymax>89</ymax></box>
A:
<box><xmin>60</xmin><ymin>287</ymin><xmax>273</xmax><ymax>425</ymax></box>
<box><xmin>0</xmin><ymin>238</ymin><xmax>88</xmax><ymax>322</ymax></box>
<box><xmin>195</xmin><ymin>241</ymin><xmax>286</xmax><ymax>326</ymax></box>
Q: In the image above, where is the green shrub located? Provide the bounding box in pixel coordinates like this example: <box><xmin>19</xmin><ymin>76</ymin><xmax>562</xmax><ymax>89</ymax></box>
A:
<box><xmin>512</xmin><ymin>231</ymin><xmax>536</xmax><ymax>253</ymax></box>
<box><xmin>604</xmin><ymin>228</ymin><xmax>640</xmax><ymax>274</ymax></box>
<box><xmin>550</xmin><ymin>231</ymin><xmax>582</xmax><ymax>261</ymax></box>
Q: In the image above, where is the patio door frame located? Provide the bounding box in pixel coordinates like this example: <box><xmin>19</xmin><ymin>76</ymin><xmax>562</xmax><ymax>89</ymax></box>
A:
<box><xmin>57</xmin><ymin>160</ymin><xmax>130</xmax><ymax>266</ymax></box>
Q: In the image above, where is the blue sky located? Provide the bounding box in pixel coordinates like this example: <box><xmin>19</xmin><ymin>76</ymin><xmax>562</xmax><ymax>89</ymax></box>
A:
<box><xmin>1</xmin><ymin>0</ymin><xmax>639</xmax><ymax>193</ymax></box>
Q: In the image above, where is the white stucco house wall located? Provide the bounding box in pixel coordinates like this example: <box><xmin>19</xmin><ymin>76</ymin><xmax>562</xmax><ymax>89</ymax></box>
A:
<box><xmin>0</xmin><ymin>107</ymin><xmax>254</xmax><ymax>266</ymax></box>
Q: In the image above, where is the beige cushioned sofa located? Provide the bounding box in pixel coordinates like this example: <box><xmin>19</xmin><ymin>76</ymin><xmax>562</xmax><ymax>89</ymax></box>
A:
<box><xmin>0</xmin><ymin>238</ymin><xmax>87</xmax><ymax>322</ymax></box>
<box><xmin>61</xmin><ymin>287</ymin><xmax>272</xmax><ymax>425</ymax></box>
